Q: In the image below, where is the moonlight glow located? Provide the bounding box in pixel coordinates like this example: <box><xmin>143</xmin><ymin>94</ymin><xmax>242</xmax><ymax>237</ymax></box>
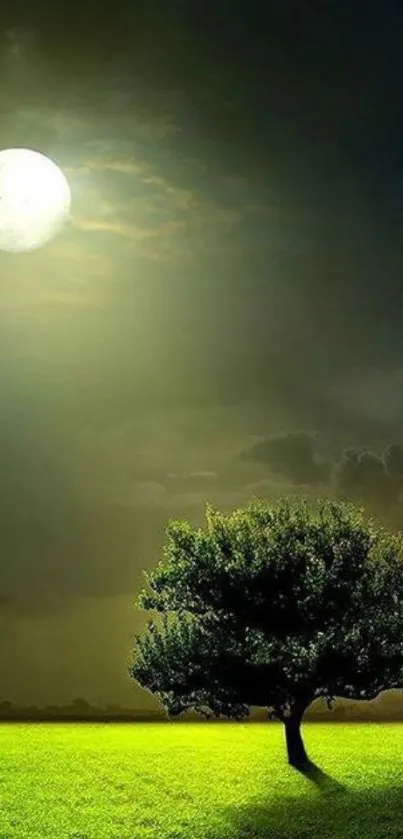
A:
<box><xmin>0</xmin><ymin>148</ymin><xmax>71</xmax><ymax>253</ymax></box>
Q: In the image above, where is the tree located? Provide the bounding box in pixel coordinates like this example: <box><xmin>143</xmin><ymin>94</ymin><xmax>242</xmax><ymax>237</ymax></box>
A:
<box><xmin>128</xmin><ymin>496</ymin><xmax>403</xmax><ymax>770</ymax></box>
<box><xmin>71</xmin><ymin>698</ymin><xmax>91</xmax><ymax>716</ymax></box>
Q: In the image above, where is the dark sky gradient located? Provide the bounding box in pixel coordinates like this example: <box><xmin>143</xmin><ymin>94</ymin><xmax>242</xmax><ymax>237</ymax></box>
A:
<box><xmin>0</xmin><ymin>1</ymin><xmax>403</xmax><ymax>709</ymax></box>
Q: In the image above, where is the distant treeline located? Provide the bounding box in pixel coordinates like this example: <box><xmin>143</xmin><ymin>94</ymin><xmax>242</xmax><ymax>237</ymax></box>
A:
<box><xmin>0</xmin><ymin>699</ymin><xmax>161</xmax><ymax>722</ymax></box>
<box><xmin>0</xmin><ymin>698</ymin><xmax>402</xmax><ymax>722</ymax></box>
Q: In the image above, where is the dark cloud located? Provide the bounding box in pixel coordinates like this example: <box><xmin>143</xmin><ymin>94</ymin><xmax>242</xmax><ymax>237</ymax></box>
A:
<box><xmin>332</xmin><ymin>448</ymin><xmax>395</xmax><ymax>512</ymax></box>
<box><xmin>241</xmin><ymin>431</ymin><xmax>331</xmax><ymax>485</ymax></box>
<box><xmin>239</xmin><ymin>430</ymin><xmax>403</xmax><ymax>528</ymax></box>
<box><xmin>384</xmin><ymin>443</ymin><xmax>403</xmax><ymax>482</ymax></box>
<box><xmin>330</xmin><ymin>444</ymin><xmax>403</xmax><ymax>529</ymax></box>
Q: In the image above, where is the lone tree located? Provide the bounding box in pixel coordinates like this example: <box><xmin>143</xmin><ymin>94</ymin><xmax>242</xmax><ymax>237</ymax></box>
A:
<box><xmin>128</xmin><ymin>496</ymin><xmax>403</xmax><ymax>769</ymax></box>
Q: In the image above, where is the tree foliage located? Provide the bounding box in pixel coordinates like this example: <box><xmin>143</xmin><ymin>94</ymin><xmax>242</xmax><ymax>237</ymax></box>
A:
<box><xmin>129</xmin><ymin>496</ymin><xmax>403</xmax><ymax>722</ymax></box>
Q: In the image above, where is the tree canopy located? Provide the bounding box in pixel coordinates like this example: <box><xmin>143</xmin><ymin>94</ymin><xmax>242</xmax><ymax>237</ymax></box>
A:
<box><xmin>128</xmin><ymin>496</ymin><xmax>403</xmax><ymax>766</ymax></box>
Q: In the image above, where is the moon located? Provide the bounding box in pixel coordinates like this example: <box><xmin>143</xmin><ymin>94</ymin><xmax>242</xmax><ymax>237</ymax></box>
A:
<box><xmin>0</xmin><ymin>148</ymin><xmax>71</xmax><ymax>253</ymax></box>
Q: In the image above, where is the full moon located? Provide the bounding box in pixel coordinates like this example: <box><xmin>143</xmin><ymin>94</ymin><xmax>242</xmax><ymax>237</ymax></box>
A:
<box><xmin>0</xmin><ymin>148</ymin><xmax>71</xmax><ymax>253</ymax></box>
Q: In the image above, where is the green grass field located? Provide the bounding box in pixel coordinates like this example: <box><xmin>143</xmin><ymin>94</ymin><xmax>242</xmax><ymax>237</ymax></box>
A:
<box><xmin>0</xmin><ymin>721</ymin><xmax>403</xmax><ymax>839</ymax></box>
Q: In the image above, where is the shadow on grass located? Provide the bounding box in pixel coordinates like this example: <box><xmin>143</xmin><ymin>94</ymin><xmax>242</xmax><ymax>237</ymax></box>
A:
<box><xmin>291</xmin><ymin>757</ymin><xmax>346</xmax><ymax>793</ymax></box>
<box><xmin>208</xmin><ymin>783</ymin><xmax>403</xmax><ymax>839</ymax></box>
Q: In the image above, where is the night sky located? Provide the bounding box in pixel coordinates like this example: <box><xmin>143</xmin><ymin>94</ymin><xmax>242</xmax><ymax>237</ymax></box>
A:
<box><xmin>1</xmin><ymin>1</ymin><xmax>403</xmax><ymax>710</ymax></box>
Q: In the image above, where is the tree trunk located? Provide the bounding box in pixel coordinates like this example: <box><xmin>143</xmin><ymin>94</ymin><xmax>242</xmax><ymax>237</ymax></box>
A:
<box><xmin>284</xmin><ymin>708</ymin><xmax>309</xmax><ymax>768</ymax></box>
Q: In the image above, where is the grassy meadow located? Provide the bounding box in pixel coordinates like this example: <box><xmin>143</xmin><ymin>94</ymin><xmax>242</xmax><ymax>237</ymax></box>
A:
<box><xmin>0</xmin><ymin>721</ymin><xmax>403</xmax><ymax>839</ymax></box>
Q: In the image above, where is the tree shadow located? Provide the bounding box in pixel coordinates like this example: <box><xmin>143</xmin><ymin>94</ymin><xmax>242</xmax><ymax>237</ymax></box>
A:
<box><xmin>291</xmin><ymin>757</ymin><xmax>346</xmax><ymax>794</ymax></box>
<box><xmin>207</xmin><ymin>784</ymin><xmax>403</xmax><ymax>839</ymax></box>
